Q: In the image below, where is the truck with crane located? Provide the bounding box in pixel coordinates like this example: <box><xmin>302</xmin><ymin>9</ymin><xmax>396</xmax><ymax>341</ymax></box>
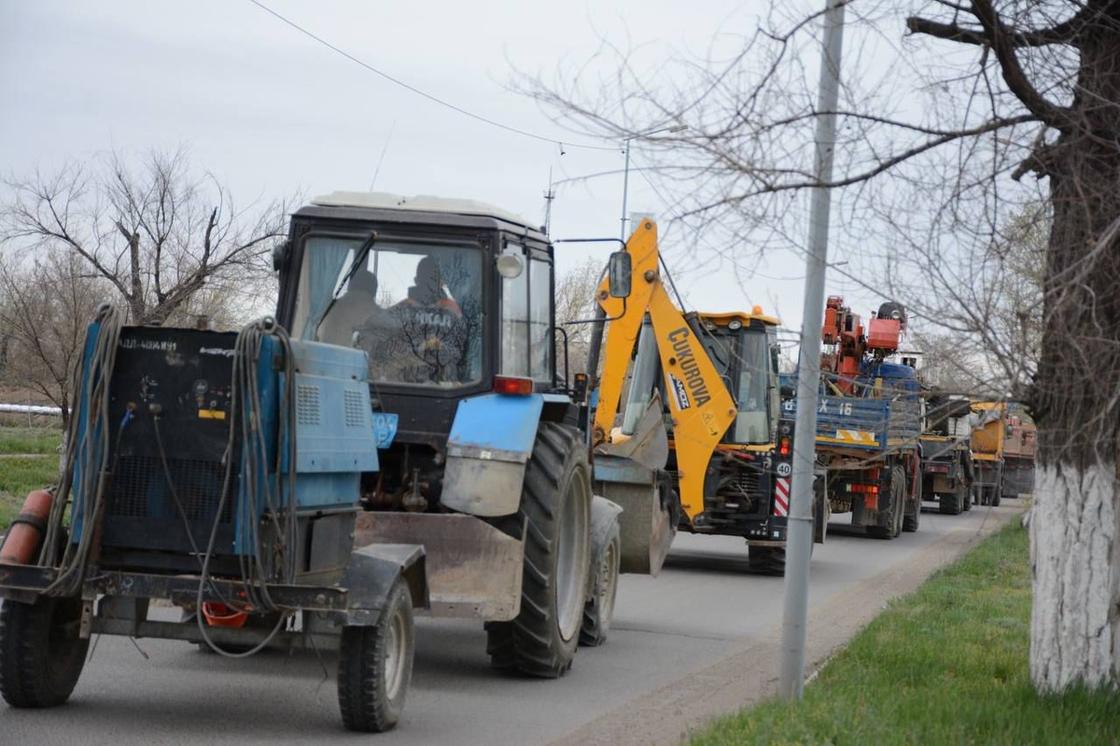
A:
<box><xmin>782</xmin><ymin>296</ymin><xmax>923</xmax><ymax>538</ymax></box>
<box><xmin>586</xmin><ymin>218</ymin><xmax>827</xmax><ymax>575</ymax></box>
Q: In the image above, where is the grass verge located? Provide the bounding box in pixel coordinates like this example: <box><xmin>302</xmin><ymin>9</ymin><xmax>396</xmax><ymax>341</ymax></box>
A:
<box><xmin>0</xmin><ymin>456</ymin><xmax>60</xmax><ymax>530</ymax></box>
<box><xmin>0</xmin><ymin>425</ymin><xmax>61</xmax><ymax>455</ymax></box>
<box><xmin>692</xmin><ymin>521</ymin><xmax>1120</xmax><ymax>746</ymax></box>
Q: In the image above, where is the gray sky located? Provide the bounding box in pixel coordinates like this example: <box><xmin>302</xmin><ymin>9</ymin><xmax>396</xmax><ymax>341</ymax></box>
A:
<box><xmin>0</xmin><ymin>0</ymin><xmax>889</xmax><ymax>335</ymax></box>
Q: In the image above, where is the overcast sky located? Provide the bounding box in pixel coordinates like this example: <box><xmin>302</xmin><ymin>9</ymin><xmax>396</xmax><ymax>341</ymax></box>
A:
<box><xmin>0</xmin><ymin>0</ymin><xmax>891</xmax><ymax>338</ymax></box>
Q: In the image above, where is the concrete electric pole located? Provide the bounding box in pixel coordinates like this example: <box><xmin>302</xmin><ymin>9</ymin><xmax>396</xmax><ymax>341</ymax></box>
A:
<box><xmin>778</xmin><ymin>0</ymin><xmax>846</xmax><ymax>700</ymax></box>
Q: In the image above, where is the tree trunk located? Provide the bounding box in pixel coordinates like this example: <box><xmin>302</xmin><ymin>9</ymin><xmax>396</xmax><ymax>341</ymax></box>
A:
<box><xmin>1029</xmin><ymin>22</ymin><xmax>1120</xmax><ymax>692</ymax></box>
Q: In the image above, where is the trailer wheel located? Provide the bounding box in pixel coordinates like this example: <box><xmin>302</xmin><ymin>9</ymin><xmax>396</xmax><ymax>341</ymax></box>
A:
<box><xmin>580</xmin><ymin>520</ymin><xmax>620</xmax><ymax>647</ymax></box>
<box><xmin>938</xmin><ymin>487</ymin><xmax>963</xmax><ymax>515</ymax></box>
<box><xmin>486</xmin><ymin>422</ymin><xmax>591</xmax><ymax>677</ymax></box>
<box><xmin>991</xmin><ymin>485</ymin><xmax>1002</xmax><ymax>507</ymax></box>
<box><xmin>337</xmin><ymin>579</ymin><xmax>414</xmax><ymax>733</ymax></box>
<box><xmin>902</xmin><ymin>475</ymin><xmax>921</xmax><ymax>533</ymax></box>
<box><xmin>868</xmin><ymin>466</ymin><xmax>905</xmax><ymax>540</ymax></box>
<box><xmin>0</xmin><ymin>596</ymin><xmax>89</xmax><ymax>708</ymax></box>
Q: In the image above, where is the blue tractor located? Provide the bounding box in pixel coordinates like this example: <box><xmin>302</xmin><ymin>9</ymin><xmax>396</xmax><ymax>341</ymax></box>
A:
<box><xmin>272</xmin><ymin>192</ymin><xmax>668</xmax><ymax>676</ymax></box>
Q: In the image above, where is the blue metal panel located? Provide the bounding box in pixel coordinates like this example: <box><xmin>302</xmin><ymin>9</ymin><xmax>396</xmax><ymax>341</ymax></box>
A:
<box><xmin>284</xmin><ymin>340</ymin><xmax>379</xmax><ymax>476</ymax></box>
<box><xmin>447</xmin><ymin>393</ymin><xmax>544</xmax><ymax>461</ymax></box>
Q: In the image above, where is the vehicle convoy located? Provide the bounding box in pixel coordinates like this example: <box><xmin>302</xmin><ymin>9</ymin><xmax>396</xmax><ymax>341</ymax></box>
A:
<box><xmin>273</xmin><ymin>192</ymin><xmax>666</xmax><ymax>675</ymax></box>
<box><xmin>0</xmin><ymin>305</ymin><xmax>427</xmax><ymax>732</ymax></box>
<box><xmin>918</xmin><ymin>394</ymin><xmax>974</xmax><ymax>515</ymax></box>
<box><xmin>782</xmin><ymin>296</ymin><xmax>923</xmax><ymax>539</ymax></box>
<box><xmin>1000</xmin><ymin>404</ymin><xmax>1037</xmax><ymax>499</ymax></box>
<box><xmin>586</xmin><ymin>218</ymin><xmax>825</xmax><ymax>575</ymax></box>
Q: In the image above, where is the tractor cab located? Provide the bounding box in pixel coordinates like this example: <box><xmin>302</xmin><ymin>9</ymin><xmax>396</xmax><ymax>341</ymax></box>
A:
<box><xmin>275</xmin><ymin>192</ymin><xmax>561</xmax><ymax>451</ymax></box>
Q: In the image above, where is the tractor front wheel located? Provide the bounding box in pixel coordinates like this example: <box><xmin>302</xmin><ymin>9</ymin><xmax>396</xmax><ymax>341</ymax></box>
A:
<box><xmin>486</xmin><ymin>422</ymin><xmax>591</xmax><ymax>677</ymax></box>
<box><xmin>580</xmin><ymin>520</ymin><xmax>620</xmax><ymax>647</ymax></box>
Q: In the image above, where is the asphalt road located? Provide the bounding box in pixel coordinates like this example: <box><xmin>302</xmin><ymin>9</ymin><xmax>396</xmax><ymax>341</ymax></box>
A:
<box><xmin>0</xmin><ymin>502</ymin><xmax>1021</xmax><ymax>744</ymax></box>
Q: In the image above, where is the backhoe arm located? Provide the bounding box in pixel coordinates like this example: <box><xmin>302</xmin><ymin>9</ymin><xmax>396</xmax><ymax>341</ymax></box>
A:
<box><xmin>592</xmin><ymin>219</ymin><xmax>735</xmax><ymax>521</ymax></box>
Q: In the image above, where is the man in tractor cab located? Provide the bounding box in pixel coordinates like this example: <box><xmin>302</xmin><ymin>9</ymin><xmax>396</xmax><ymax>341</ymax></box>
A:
<box><xmin>381</xmin><ymin>255</ymin><xmax>469</xmax><ymax>385</ymax></box>
<box><xmin>318</xmin><ymin>269</ymin><xmax>381</xmax><ymax>347</ymax></box>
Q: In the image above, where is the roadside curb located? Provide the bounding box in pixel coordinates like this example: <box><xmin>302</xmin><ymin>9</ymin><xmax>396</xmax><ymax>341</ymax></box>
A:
<box><xmin>551</xmin><ymin>504</ymin><xmax>1026</xmax><ymax>746</ymax></box>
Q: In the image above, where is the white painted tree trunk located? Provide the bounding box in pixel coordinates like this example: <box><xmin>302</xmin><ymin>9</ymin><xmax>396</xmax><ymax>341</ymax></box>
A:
<box><xmin>1030</xmin><ymin>462</ymin><xmax>1120</xmax><ymax>691</ymax></box>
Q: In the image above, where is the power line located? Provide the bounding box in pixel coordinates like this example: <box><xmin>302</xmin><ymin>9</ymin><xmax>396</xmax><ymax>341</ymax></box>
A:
<box><xmin>247</xmin><ymin>0</ymin><xmax>617</xmax><ymax>152</ymax></box>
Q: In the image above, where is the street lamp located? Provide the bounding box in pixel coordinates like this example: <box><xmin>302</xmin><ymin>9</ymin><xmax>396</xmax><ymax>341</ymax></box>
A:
<box><xmin>620</xmin><ymin>124</ymin><xmax>687</xmax><ymax>240</ymax></box>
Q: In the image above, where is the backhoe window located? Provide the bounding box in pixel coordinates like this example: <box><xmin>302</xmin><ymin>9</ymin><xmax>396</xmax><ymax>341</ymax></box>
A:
<box><xmin>294</xmin><ymin>235</ymin><xmax>484</xmax><ymax>387</ymax></box>
<box><xmin>731</xmin><ymin>330</ymin><xmax>773</xmax><ymax>444</ymax></box>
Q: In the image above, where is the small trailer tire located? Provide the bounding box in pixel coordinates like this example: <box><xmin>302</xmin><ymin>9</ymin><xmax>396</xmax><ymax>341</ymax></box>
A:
<box><xmin>0</xmin><ymin>596</ymin><xmax>89</xmax><ymax>708</ymax></box>
<box><xmin>337</xmin><ymin>580</ymin><xmax>414</xmax><ymax>733</ymax></box>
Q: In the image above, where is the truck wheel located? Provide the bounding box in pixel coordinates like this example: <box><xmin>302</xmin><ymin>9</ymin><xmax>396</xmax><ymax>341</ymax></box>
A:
<box><xmin>580</xmin><ymin>521</ymin><xmax>620</xmax><ymax>647</ymax></box>
<box><xmin>748</xmin><ymin>545</ymin><xmax>787</xmax><ymax>575</ymax></box>
<box><xmin>337</xmin><ymin>579</ymin><xmax>413</xmax><ymax>733</ymax></box>
<box><xmin>0</xmin><ymin>596</ymin><xmax>89</xmax><ymax>708</ymax></box>
<box><xmin>902</xmin><ymin>498</ymin><xmax>920</xmax><ymax>532</ymax></box>
<box><xmin>937</xmin><ymin>492</ymin><xmax>954</xmax><ymax>515</ymax></box>
<box><xmin>868</xmin><ymin>466</ymin><xmax>905</xmax><ymax>540</ymax></box>
<box><xmin>486</xmin><ymin>422</ymin><xmax>591</xmax><ymax>677</ymax></box>
<box><xmin>963</xmin><ymin>486</ymin><xmax>974</xmax><ymax>511</ymax></box>
<box><xmin>991</xmin><ymin>486</ymin><xmax>1002</xmax><ymax>507</ymax></box>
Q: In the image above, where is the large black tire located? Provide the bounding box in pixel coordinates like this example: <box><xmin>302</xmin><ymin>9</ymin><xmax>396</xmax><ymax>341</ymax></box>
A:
<box><xmin>580</xmin><ymin>520</ymin><xmax>620</xmax><ymax>647</ymax></box>
<box><xmin>748</xmin><ymin>545</ymin><xmax>787</xmax><ymax>575</ymax></box>
<box><xmin>868</xmin><ymin>466</ymin><xmax>905</xmax><ymax>540</ymax></box>
<box><xmin>902</xmin><ymin>469</ymin><xmax>921</xmax><ymax>533</ymax></box>
<box><xmin>991</xmin><ymin>485</ymin><xmax>1002</xmax><ymax>507</ymax></box>
<box><xmin>963</xmin><ymin>485</ymin><xmax>974</xmax><ymax>511</ymax></box>
<box><xmin>486</xmin><ymin>422</ymin><xmax>591</xmax><ymax>677</ymax></box>
<box><xmin>337</xmin><ymin>580</ymin><xmax>414</xmax><ymax>733</ymax></box>
<box><xmin>0</xmin><ymin>596</ymin><xmax>89</xmax><ymax>708</ymax></box>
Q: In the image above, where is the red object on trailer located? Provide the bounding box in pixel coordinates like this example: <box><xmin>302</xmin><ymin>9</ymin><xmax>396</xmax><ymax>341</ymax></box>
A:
<box><xmin>0</xmin><ymin>489</ymin><xmax>53</xmax><ymax>565</ymax></box>
<box><xmin>867</xmin><ymin>318</ymin><xmax>902</xmax><ymax>351</ymax></box>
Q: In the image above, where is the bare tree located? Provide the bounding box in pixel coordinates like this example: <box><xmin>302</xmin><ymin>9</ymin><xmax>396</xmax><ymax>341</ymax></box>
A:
<box><xmin>0</xmin><ymin>250</ymin><xmax>105</xmax><ymax>424</ymax></box>
<box><xmin>0</xmin><ymin>148</ymin><xmax>291</xmax><ymax>327</ymax></box>
<box><xmin>523</xmin><ymin>1</ymin><xmax>1120</xmax><ymax>691</ymax></box>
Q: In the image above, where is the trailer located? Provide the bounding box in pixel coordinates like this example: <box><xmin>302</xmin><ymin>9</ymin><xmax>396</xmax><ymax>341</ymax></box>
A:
<box><xmin>970</xmin><ymin>401</ymin><xmax>1006</xmax><ymax>506</ymax></box>
<box><xmin>1001</xmin><ymin>407</ymin><xmax>1037</xmax><ymax>499</ymax></box>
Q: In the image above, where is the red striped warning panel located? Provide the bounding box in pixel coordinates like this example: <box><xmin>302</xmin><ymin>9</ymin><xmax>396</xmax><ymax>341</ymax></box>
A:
<box><xmin>773</xmin><ymin>476</ymin><xmax>791</xmax><ymax>517</ymax></box>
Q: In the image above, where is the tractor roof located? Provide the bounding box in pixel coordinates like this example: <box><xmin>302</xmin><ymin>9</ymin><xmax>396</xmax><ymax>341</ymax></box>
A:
<box><xmin>302</xmin><ymin>191</ymin><xmax>544</xmax><ymax>238</ymax></box>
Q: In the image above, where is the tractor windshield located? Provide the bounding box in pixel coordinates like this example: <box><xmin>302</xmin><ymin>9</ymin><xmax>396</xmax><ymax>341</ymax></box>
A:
<box><xmin>293</xmin><ymin>235</ymin><xmax>484</xmax><ymax>387</ymax></box>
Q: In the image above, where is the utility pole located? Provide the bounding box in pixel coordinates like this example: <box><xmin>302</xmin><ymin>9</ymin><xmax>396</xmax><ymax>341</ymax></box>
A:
<box><xmin>779</xmin><ymin>0</ymin><xmax>846</xmax><ymax>701</ymax></box>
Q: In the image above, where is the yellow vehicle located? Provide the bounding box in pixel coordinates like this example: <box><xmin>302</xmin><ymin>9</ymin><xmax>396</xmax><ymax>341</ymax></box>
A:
<box><xmin>970</xmin><ymin>400</ymin><xmax>1007</xmax><ymax>506</ymax></box>
<box><xmin>588</xmin><ymin>218</ymin><xmax>820</xmax><ymax>574</ymax></box>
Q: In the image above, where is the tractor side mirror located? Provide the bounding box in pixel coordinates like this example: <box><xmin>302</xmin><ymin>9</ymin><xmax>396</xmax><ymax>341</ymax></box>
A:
<box><xmin>608</xmin><ymin>251</ymin><xmax>632</xmax><ymax>298</ymax></box>
<box><xmin>272</xmin><ymin>239</ymin><xmax>291</xmax><ymax>272</ymax></box>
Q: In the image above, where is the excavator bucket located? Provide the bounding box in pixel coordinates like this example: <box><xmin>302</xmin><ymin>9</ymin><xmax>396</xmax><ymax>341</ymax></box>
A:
<box><xmin>593</xmin><ymin>455</ymin><xmax>675</xmax><ymax>576</ymax></box>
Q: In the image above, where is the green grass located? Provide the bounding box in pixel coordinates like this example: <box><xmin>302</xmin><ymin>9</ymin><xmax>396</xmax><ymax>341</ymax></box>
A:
<box><xmin>692</xmin><ymin>522</ymin><xmax>1120</xmax><ymax>746</ymax></box>
<box><xmin>0</xmin><ymin>455</ymin><xmax>60</xmax><ymax>530</ymax></box>
<box><xmin>0</xmin><ymin>425</ymin><xmax>61</xmax><ymax>455</ymax></box>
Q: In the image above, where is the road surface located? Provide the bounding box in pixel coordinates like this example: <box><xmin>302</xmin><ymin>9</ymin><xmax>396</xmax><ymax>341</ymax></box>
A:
<box><xmin>0</xmin><ymin>503</ymin><xmax>1023</xmax><ymax>744</ymax></box>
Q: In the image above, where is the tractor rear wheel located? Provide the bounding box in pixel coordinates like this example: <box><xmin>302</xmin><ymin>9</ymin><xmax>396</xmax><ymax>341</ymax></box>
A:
<box><xmin>486</xmin><ymin>422</ymin><xmax>591</xmax><ymax>677</ymax></box>
<box><xmin>579</xmin><ymin>520</ymin><xmax>620</xmax><ymax>647</ymax></box>
<box><xmin>0</xmin><ymin>595</ymin><xmax>88</xmax><ymax>708</ymax></box>
<box><xmin>337</xmin><ymin>580</ymin><xmax>414</xmax><ymax>733</ymax></box>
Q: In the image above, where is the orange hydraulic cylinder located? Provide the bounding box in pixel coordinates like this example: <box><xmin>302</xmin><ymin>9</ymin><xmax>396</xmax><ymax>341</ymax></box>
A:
<box><xmin>0</xmin><ymin>489</ymin><xmax>52</xmax><ymax>565</ymax></box>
